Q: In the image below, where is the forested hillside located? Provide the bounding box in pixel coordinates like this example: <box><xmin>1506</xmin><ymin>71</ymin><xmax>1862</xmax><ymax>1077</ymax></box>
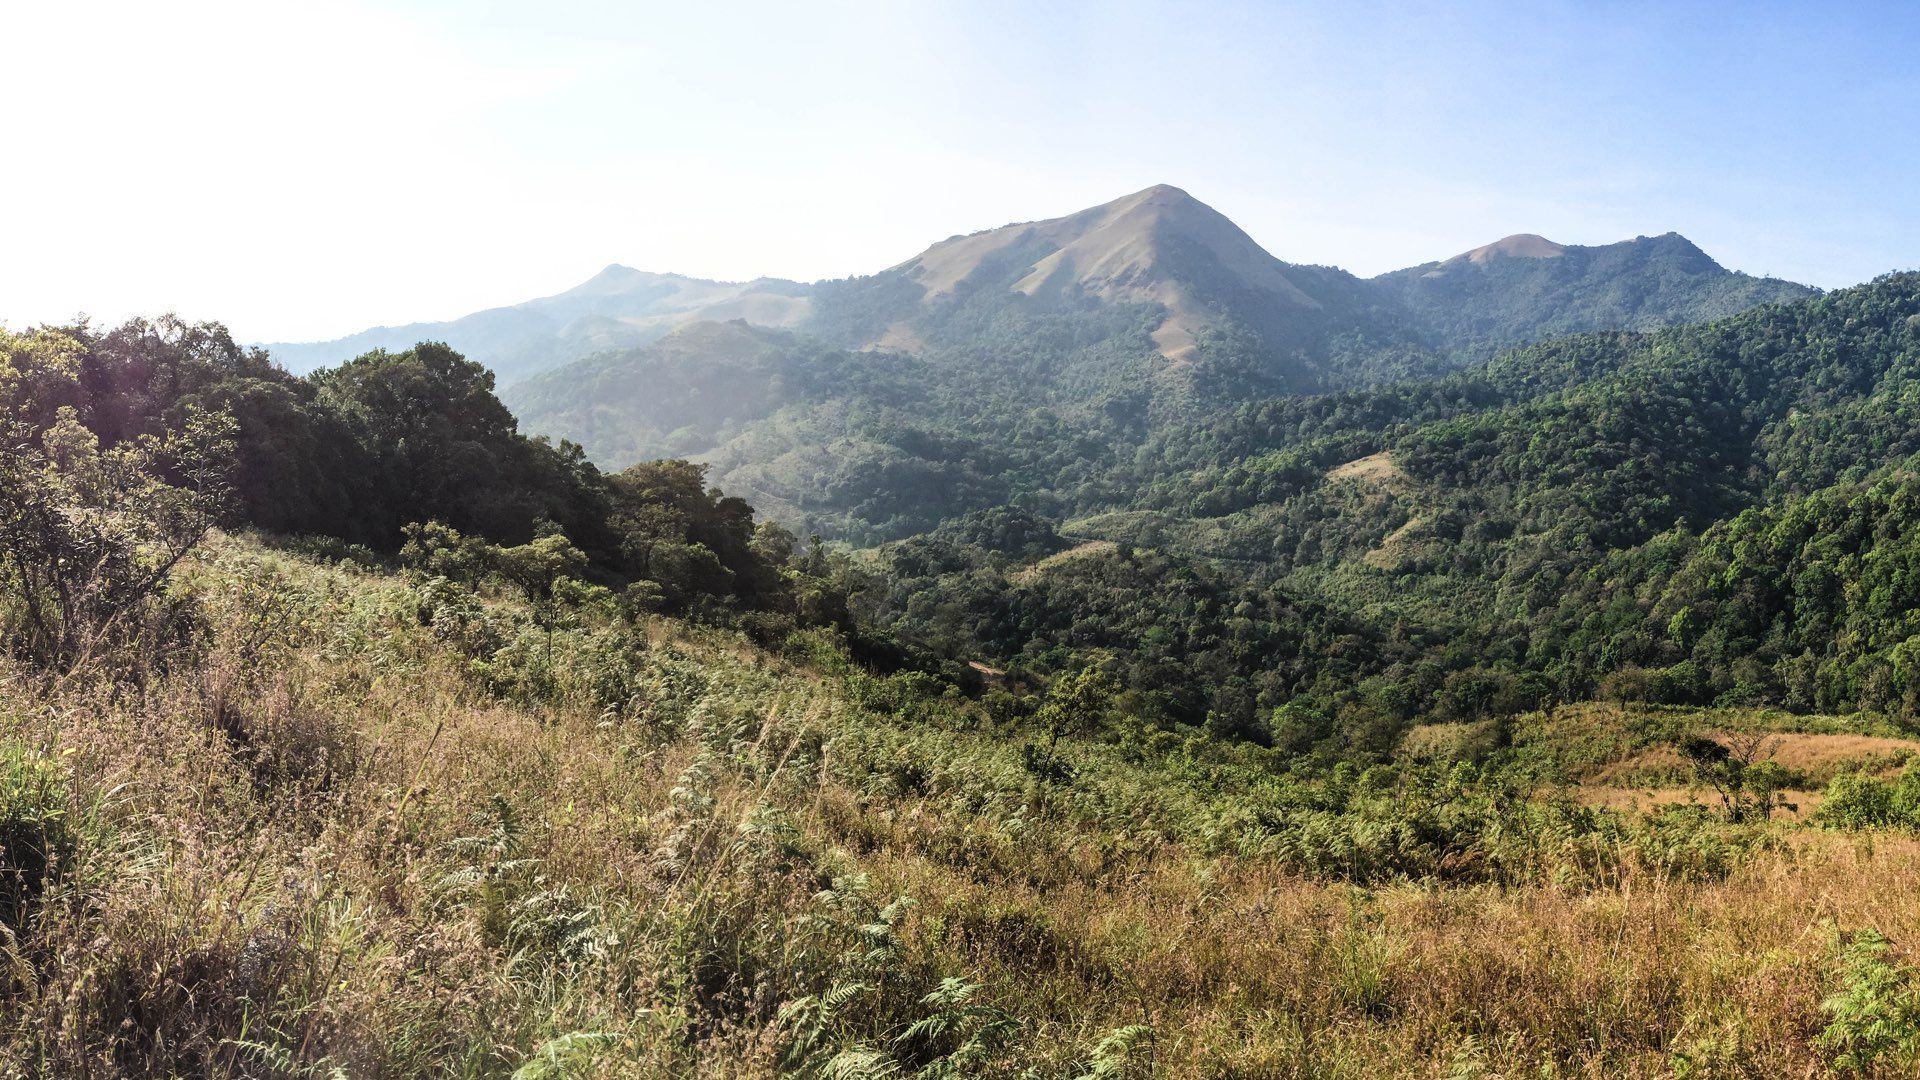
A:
<box><xmin>505</xmin><ymin>187</ymin><xmax>1813</xmax><ymax>542</ymax></box>
<box><xmin>16</xmin><ymin>295</ymin><xmax>1920</xmax><ymax>1075</ymax></box>
<box><xmin>1373</xmin><ymin>230</ymin><xmax>1815</xmax><ymax>363</ymax></box>
<box><xmin>858</xmin><ymin>275</ymin><xmax>1920</xmax><ymax>745</ymax></box>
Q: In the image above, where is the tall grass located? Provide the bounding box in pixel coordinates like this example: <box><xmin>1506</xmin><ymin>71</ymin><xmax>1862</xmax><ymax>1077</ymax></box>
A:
<box><xmin>0</xmin><ymin>533</ymin><xmax>1915</xmax><ymax>1075</ymax></box>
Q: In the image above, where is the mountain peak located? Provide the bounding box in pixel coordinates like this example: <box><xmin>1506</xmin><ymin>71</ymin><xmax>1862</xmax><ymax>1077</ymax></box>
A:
<box><xmin>1111</xmin><ymin>182</ymin><xmax>1197</xmax><ymax>206</ymax></box>
<box><xmin>1449</xmin><ymin>234</ymin><xmax>1568</xmax><ymax>266</ymax></box>
<box><xmin>889</xmin><ymin>184</ymin><xmax>1317</xmax><ymax>361</ymax></box>
<box><xmin>1636</xmin><ymin>231</ymin><xmax>1715</xmax><ymax>261</ymax></box>
<box><xmin>559</xmin><ymin>264</ymin><xmax>674</xmax><ymax>299</ymax></box>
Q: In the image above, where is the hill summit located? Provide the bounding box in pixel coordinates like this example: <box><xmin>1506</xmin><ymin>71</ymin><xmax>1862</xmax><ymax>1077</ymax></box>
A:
<box><xmin>886</xmin><ymin>184</ymin><xmax>1326</xmax><ymax>360</ymax></box>
<box><xmin>1447</xmin><ymin>233</ymin><xmax>1569</xmax><ymax>265</ymax></box>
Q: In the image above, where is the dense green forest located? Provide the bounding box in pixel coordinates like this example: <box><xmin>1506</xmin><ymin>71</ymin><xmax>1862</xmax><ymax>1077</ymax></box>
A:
<box><xmin>820</xmin><ymin>276</ymin><xmax>1920</xmax><ymax>753</ymax></box>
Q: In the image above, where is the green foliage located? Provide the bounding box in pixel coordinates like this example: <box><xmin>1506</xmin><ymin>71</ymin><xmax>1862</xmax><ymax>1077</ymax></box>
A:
<box><xmin>1818</xmin><ymin>928</ymin><xmax>1920</xmax><ymax>1074</ymax></box>
<box><xmin>0</xmin><ymin>742</ymin><xmax>73</xmax><ymax>934</ymax></box>
<box><xmin>1071</xmin><ymin>1024</ymin><xmax>1156</xmax><ymax>1080</ymax></box>
<box><xmin>1677</xmin><ymin>734</ymin><xmax>1793</xmax><ymax>822</ymax></box>
<box><xmin>1818</xmin><ymin>768</ymin><xmax>1920</xmax><ymax>830</ymax></box>
<box><xmin>1034</xmin><ymin>666</ymin><xmax>1116</xmax><ymax>747</ymax></box>
<box><xmin>510</xmin><ymin>1031</ymin><xmax>622</xmax><ymax>1080</ymax></box>
<box><xmin>0</xmin><ymin>320</ymin><xmax>858</xmax><ymax>645</ymax></box>
<box><xmin>846</xmin><ymin>274</ymin><xmax>1920</xmax><ymax>744</ymax></box>
<box><xmin>0</xmin><ymin>403</ymin><xmax>231</xmax><ymax>672</ymax></box>
<box><xmin>1373</xmin><ymin>232</ymin><xmax>1813</xmax><ymax>367</ymax></box>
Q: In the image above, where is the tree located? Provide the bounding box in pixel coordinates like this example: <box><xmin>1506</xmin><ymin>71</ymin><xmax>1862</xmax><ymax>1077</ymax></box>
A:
<box><xmin>491</xmin><ymin>529</ymin><xmax>590</xmax><ymax>671</ymax></box>
<box><xmin>313</xmin><ymin>342</ymin><xmax>597</xmax><ymax>546</ymax></box>
<box><xmin>1035</xmin><ymin>666</ymin><xmax>1117</xmax><ymax>749</ymax></box>
<box><xmin>0</xmin><ymin>406</ymin><xmax>233</xmax><ymax>673</ymax></box>
<box><xmin>1679</xmin><ymin>732</ymin><xmax>1782</xmax><ymax>822</ymax></box>
<box><xmin>604</xmin><ymin>460</ymin><xmax>787</xmax><ymax>613</ymax></box>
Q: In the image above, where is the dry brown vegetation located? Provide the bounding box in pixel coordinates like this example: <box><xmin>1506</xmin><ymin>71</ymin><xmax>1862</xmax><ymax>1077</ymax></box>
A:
<box><xmin>3</xmin><ymin>537</ymin><xmax>1920</xmax><ymax>1077</ymax></box>
<box><xmin>1010</xmin><ymin>541</ymin><xmax>1119</xmax><ymax>586</ymax></box>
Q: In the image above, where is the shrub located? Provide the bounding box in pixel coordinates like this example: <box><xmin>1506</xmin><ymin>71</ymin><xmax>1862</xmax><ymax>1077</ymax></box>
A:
<box><xmin>1819</xmin><ymin>768</ymin><xmax>1920</xmax><ymax>830</ymax></box>
<box><xmin>0</xmin><ymin>742</ymin><xmax>73</xmax><ymax>934</ymax></box>
<box><xmin>0</xmin><ymin>407</ymin><xmax>231</xmax><ymax>673</ymax></box>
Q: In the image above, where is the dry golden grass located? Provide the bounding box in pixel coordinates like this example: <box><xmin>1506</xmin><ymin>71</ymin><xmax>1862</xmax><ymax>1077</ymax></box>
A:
<box><xmin>1010</xmin><ymin>540</ymin><xmax>1118</xmax><ymax>585</ymax></box>
<box><xmin>1325</xmin><ymin>451</ymin><xmax>1409</xmax><ymax>487</ymax></box>
<box><xmin>1588</xmin><ymin>733</ymin><xmax>1917</xmax><ymax>787</ymax></box>
<box><xmin>2</xmin><ymin>537</ymin><xmax>1919</xmax><ymax>1076</ymax></box>
<box><xmin>1578</xmin><ymin>784</ymin><xmax>1825</xmax><ymax>820</ymax></box>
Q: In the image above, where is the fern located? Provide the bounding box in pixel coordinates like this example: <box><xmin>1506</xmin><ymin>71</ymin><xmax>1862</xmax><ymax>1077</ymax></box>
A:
<box><xmin>898</xmin><ymin>978</ymin><xmax>1019</xmax><ymax>1079</ymax></box>
<box><xmin>1818</xmin><ymin>927</ymin><xmax>1920</xmax><ymax>1073</ymax></box>
<box><xmin>1073</xmin><ymin>1025</ymin><xmax>1155</xmax><ymax>1080</ymax></box>
<box><xmin>218</xmin><ymin>1036</ymin><xmax>349</xmax><ymax>1079</ymax></box>
<box><xmin>511</xmin><ymin>1030</ymin><xmax>622</xmax><ymax>1079</ymax></box>
<box><xmin>778</xmin><ymin>980</ymin><xmax>877</xmax><ymax>1073</ymax></box>
<box><xmin>822</xmin><ymin>1047</ymin><xmax>903</xmax><ymax>1080</ymax></box>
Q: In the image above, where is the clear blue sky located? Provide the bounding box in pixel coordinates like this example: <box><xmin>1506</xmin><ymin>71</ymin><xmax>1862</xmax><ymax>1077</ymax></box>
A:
<box><xmin>3</xmin><ymin>0</ymin><xmax>1917</xmax><ymax>340</ymax></box>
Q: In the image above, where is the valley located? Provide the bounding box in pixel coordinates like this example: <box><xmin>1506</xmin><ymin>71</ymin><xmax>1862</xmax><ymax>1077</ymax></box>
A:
<box><xmin>5</xmin><ymin>190</ymin><xmax>1920</xmax><ymax>1076</ymax></box>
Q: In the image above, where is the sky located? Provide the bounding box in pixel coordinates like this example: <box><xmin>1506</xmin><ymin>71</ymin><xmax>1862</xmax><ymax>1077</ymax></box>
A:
<box><xmin>3</xmin><ymin>0</ymin><xmax>1918</xmax><ymax>342</ymax></box>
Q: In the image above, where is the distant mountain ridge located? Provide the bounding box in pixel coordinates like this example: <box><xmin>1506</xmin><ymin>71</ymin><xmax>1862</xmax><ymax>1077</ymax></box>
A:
<box><xmin>876</xmin><ymin>184</ymin><xmax>1330</xmax><ymax>361</ymax></box>
<box><xmin>1372</xmin><ymin>228</ymin><xmax>1815</xmax><ymax>362</ymax></box>
<box><xmin>265</xmin><ymin>185</ymin><xmax>1815</xmax><ymax>391</ymax></box>
<box><xmin>262</xmin><ymin>268</ymin><xmax>810</xmax><ymax>384</ymax></box>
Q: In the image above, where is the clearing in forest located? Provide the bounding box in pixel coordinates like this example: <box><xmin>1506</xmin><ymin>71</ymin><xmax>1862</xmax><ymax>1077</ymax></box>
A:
<box><xmin>1012</xmin><ymin>539</ymin><xmax>1119</xmax><ymax>584</ymax></box>
<box><xmin>1326</xmin><ymin>450</ymin><xmax>1409</xmax><ymax>486</ymax></box>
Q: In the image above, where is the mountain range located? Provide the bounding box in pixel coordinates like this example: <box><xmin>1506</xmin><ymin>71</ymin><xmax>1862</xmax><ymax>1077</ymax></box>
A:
<box><xmin>422</xmin><ymin>186</ymin><xmax>1800</xmax><ymax>539</ymax></box>
<box><xmin>267</xmin><ymin>185</ymin><xmax>1813</xmax><ymax>391</ymax></box>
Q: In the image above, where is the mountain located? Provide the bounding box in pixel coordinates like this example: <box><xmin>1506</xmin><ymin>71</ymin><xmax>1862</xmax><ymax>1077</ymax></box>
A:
<box><xmin>17</xmin><ymin>262</ymin><xmax>1920</xmax><ymax>1080</ymax></box>
<box><xmin>836</xmin><ymin>184</ymin><xmax>1403</xmax><ymax>366</ymax></box>
<box><xmin>799</xmin><ymin>184</ymin><xmax>1444</xmax><ymax>397</ymax></box>
<box><xmin>268</xmin><ymin>185</ymin><xmax>1814</xmax><ymax>398</ymax></box>
<box><xmin>1372</xmin><ymin>230</ymin><xmax>1816</xmax><ymax>361</ymax></box>
<box><xmin>261</xmin><ymin>267</ymin><xmax>810</xmax><ymax>384</ymax></box>
<box><xmin>504</xmin><ymin>319</ymin><xmax>869</xmax><ymax>465</ymax></box>
<box><xmin>495</xmin><ymin>187</ymin><xmax>1826</xmax><ymax>541</ymax></box>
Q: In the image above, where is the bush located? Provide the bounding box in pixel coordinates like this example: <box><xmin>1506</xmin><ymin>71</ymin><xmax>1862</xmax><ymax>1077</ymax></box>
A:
<box><xmin>0</xmin><ymin>742</ymin><xmax>74</xmax><ymax>934</ymax></box>
<box><xmin>0</xmin><ymin>407</ymin><xmax>231</xmax><ymax>673</ymax></box>
<box><xmin>1819</xmin><ymin>768</ymin><xmax>1920</xmax><ymax>830</ymax></box>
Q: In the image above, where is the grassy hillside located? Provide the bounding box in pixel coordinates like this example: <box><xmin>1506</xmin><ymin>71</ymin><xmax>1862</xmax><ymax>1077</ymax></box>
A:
<box><xmin>24</xmin><ymin>292</ymin><xmax>1920</xmax><ymax>1075</ymax></box>
<box><xmin>8</xmin><ymin>533</ymin><xmax>1920</xmax><ymax>1076</ymax></box>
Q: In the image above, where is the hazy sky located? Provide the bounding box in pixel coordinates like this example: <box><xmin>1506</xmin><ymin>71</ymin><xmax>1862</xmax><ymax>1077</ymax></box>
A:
<box><xmin>4</xmin><ymin>0</ymin><xmax>1918</xmax><ymax>342</ymax></box>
